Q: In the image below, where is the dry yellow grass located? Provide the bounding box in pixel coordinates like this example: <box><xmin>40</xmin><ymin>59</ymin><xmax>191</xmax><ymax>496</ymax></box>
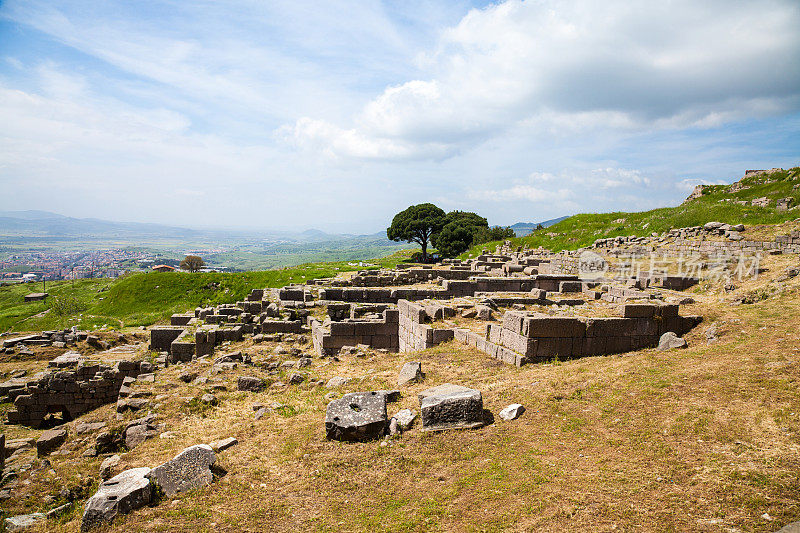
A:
<box><xmin>2</xmin><ymin>253</ymin><xmax>800</xmax><ymax>532</ymax></box>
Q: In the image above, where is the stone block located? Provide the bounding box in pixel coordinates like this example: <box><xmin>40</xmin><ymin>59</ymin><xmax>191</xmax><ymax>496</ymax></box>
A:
<box><xmin>36</xmin><ymin>428</ymin><xmax>67</xmax><ymax>456</ymax></box>
<box><xmin>82</xmin><ymin>467</ymin><xmax>152</xmax><ymax>531</ymax></box>
<box><xmin>147</xmin><ymin>444</ymin><xmax>217</xmax><ymax>498</ymax></box>
<box><xmin>325</xmin><ymin>391</ymin><xmax>388</xmax><ymax>442</ymax></box>
<box><xmin>418</xmin><ymin>384</ymin><xmax>484</xmax><ymax>431</ymax></box>
<box><xmin>524</xmin><ymin>317</ymin><xmax>585</xmax><ymax>338</ymax></box>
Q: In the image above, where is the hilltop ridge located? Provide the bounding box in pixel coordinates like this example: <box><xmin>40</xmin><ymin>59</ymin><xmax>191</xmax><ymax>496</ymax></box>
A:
<box><xmin>468</xmin><ymin>166</ymin><xmax>800</xmax><ymax>254</ymax></box>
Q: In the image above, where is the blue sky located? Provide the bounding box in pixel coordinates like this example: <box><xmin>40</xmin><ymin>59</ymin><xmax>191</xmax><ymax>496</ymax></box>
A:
<box><xmin>0</xmin><ymin>0</ymin><xmax>798</xmax><ymax>233</ymax></box>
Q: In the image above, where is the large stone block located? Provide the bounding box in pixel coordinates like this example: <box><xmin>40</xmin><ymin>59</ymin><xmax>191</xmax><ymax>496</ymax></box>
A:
<box><xmin>146</xmin><ymin>444</ymin><xmax>217</xmax><ymax>498</ymax></box>
<box><xmin>418</xmin><ymin>384</ymin><xmax>484</xmax><ymax>431</ymax></box>
<box><xmin>325</xmin><ymin>391</ymin><xmax>388</xmax><ymax>442</ymax></box>
<box><xmin>82</xmin><ymin>467</ymin><xmax>152</xmax><ymax>531</ymax></box>
<box><xmin>36</xmin><ymin>428</ymin><xmax>67</xmax><ymax>456</ymax></box>
<box><xmin>524</xmin><ymin>317</ymin><xmax>586</xmax><ymax>338</ymax></box>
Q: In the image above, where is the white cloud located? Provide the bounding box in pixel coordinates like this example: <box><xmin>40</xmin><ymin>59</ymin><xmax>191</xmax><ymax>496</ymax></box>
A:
<box><xmin>284</xmin><ymin>0</ymin><xmax>800</xmax><ymax>160</ymax></box>
<box><xmin>470</xmin><ymin>166</ymin><xmax>654</xmax><ymax>204</ymax></box>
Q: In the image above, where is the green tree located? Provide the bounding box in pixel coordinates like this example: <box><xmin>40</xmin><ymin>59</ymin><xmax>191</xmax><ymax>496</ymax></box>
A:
<box><xmin>433</xmin><ymin>211</ymin><xmax>490</xmax><ymax>258</ymax></box>
<box><xmin>180</xmin><ymin>255</ymin><xmax>205</xmax><ymax>272</ymax></box>
<box><xmin>386</xmin><ymin>203</ymin><xmax>446</xmax><ymax>262</ymax></box>
<box><xmin>473</xmin><ymin>225</ymin><xmax>516</xmax><ymax>245</ymax></box>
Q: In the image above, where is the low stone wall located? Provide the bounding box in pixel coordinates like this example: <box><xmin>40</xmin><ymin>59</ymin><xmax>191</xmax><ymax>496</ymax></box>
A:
<box><xmin>398</xmin><ymin>300</ymin><xmax>453</xmax><ymax>352</ymax></box>
<box><xmin>261</xmin><ymin>320</ymin><xmax>303</xmax><ymax>334</ymax></box>
<box><xmin>319</xmin><ymin>275</ymin><xmax>582</xmax><ymax>304</ymax></box>
<box><xmin>170</xmin><ymin>314</ymin><xmax>193</xmax><ymax>326</ymax></box>
<box><xmin>149</xmin><ymin>327</ymin><xmax>186</xmax><ymax>352</ymax></box>
<box><xmin>7</xmin><ymin>360</ymin><xmax>152</xmax><ymax>427</ymax></box>
<box><xmin>479</xmin><ymin>304</ymin><xmax>701</xmax><ymax>364</ymax></box>
<box><xmin>311</xmin><ymin>309</ymin><xmax>399</xmax><ymax>356</ymax></box>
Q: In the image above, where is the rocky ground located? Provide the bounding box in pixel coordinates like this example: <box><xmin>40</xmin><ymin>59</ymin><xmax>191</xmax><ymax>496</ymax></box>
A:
<box><xmin>2</xmin><ymin>251</ymin><xmax>800</xmax><ymax>532</ymax></box>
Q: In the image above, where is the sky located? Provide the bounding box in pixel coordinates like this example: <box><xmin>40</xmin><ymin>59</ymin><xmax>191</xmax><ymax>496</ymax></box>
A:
<box><xmin>0</xmin><ymin>0</ymin><xmax>798</xmax><ymax>233</ymax></box>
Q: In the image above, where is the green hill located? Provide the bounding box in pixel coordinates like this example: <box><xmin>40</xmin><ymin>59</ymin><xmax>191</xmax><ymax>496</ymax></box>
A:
<box><xmin>467</xmin><ymin>166</ymin><xmax>800</xmax><ymax>254</ymax></box>
<box><xmin>0</xmin><ymin>250</ymin><xmax>414</xmax><ymax>333</ymax></box>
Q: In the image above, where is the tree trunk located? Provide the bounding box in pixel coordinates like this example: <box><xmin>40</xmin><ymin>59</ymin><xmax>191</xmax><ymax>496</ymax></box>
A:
<box><xmin>420</xmin><ymin>240</ymin><xmax>428</xmax><ymax>262</ymax></box>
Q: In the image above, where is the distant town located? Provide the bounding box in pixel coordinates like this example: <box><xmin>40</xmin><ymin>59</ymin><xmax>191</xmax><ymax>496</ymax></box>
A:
<box><xmin>0</xmin><ymin>249</ymin><xmax>226</xmax><ymax>284</ymax></box>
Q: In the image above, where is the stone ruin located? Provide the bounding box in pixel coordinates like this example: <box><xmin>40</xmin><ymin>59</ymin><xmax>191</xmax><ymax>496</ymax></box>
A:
<box><xmin>4</xmin><ymin>354</ymin><xmax>152</xmax><ymax>428</ymax></box>
<box><xmin>142</xmin><ymin>243</ymin><xmax>706</xmax><ymax>370</ymax></box>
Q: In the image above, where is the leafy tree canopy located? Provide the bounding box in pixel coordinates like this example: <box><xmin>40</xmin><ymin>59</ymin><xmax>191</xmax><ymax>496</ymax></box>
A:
<box><xmin>473</xmin><ymin>225</ymin><xmax>516</xmax><ymax>245</ymax></box>
<box><xmin>386</xmin><ymin>203</ymin><xmax>447</xmax><ymax>262</ymax></box>
<box><xmin>433</xmin><ymin>210</ymin><xmax>490</xmax><ymax>258</ymax></box>
<box><xmin>180</xmin><ymin>255</ymin><xmax>205</xmax><ymax>272</ymax></box>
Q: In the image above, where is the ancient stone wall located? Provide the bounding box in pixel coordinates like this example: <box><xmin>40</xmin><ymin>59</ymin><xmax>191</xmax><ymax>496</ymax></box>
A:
<box><xmin>479</xmin><ymin>304</ymin><xmax>701</xmax><ymax>364</ymax></box>
<box><xmin>397</xmin><ymin>300</ymin><xmax>453</xmax><ymax>353</ymax></box>
<box><xmin>7</xmin><ymin>360</ymin><xmax>152</xmax><ymax>428</ymax></box>
<box><xmin>311</xmin><ymin>309</ymin><xmax>399</xmax><ymax>356</ymax></box>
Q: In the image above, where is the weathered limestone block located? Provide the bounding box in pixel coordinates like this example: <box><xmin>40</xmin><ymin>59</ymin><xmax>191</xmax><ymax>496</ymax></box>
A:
<box><xmin>499</xmin><ymin>404</ymin><xmax>525</xmax><ymax>421</ymax></box>
<box><xmin>392</xmin><ymin>408</ymin><xmax>417</xmax><ymax>431</ymax></box>
<box><xmin>418</xmin><ymin>384</ymin><xmax>484</xmax><ymax>431</ymax></box>
<box><xmin>170</xmin><ymin>314</ymin><xmax>193</xmax><ymax>326</ymax></box>
<box><xmin>325</xmin><ymin>391</ymin><xmax>388</xmax><ymax>442</ymax></box>
<box><xmin>124</xmin><ymin>415</ymin><xmax>159</xmax><ymax>449</ymax></box>
<box><xmin>149</xmin><ymin>327</ymin><xmax>185</xmax><ymax>352</ymax></box>
<box><xmin>5</xmin><ymin>513</ymin><xmax>45</xmax><ymax>532</ymax></box>
<box><xmin>36</xmin><ymin>428</ymin><xmax>67</xmax><ymax>456</ymax></box>
<box><xmin>81</xmin><ymin>467</ymin><xmax>152</xmax><ymax>531</ymax></box>
<box><xmin>146</xmin><ymin>444</ymin><xmax>217</xmax><ymax>498</ymax></box>
<box><xmin>237</xmin><ymin>376</ymin><xmax>265</xmax><ymax>392</ymax></box>
<box><xmin>100</xmin><ymin>454</ymin><xmax>120</xmax><ymax>481</ymax></box>
<box><xmin>658</xmin><ymin>332</ymin><xmax>687</xmax><ymax>350</ymax></box>
<box><xmin>397</xmin><ymin>362</ymin><xmax>425</xmax><ymax>387</ymax></box>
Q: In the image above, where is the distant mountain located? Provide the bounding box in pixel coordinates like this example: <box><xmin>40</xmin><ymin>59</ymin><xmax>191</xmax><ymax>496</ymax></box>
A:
<box><xmin>0</xmin><ymin>210</ymin><xmax>69</xmax><ymax>220</ymax></box>
<box><xmin>511</xmin><ymin>216</ymin><xmax>570</xmax><ymax>236</ymax></box>
<box><xmin>0</xmin><ymin>210</ymin><xmax>403</xmax><ymax>247</ymax></box>
<box><xmin>0</xmin><ymin>211</ymin><xmax>204</xmax><ymax>239</ymax></box>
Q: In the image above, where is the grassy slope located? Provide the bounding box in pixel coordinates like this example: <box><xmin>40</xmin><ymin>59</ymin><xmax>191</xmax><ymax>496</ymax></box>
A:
<box><xmin>0</xmin><ymin>250</ymin><xmax>415</xmax><ymax>333</ymax></box>
<box><xmin>466</xmin><ymin>166</ymin><xmax>800</xmax><ymax>255</ymax></box>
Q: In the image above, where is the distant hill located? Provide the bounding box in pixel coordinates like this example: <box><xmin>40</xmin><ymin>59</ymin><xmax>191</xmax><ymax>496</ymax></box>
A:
<box><xmin>0</xmin><ymin>211</ymin><xmax>385</xmax><ymax>244</ymax></box>
<box><xmin>510</xmin><ymin>216</ymin><xmax>570</xmax><ymax>237</ymax></box>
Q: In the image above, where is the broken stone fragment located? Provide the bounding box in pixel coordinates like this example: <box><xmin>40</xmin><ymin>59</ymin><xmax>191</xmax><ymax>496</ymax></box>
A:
<box><xmin>178</xmin><ymin>371</ymin><xmax>198</xmax><ymax>383</ymax></box>
<box><xmin>36</xmin><ymin>428</ymin><xmax>67</xmax><ymax>457</ymax></box>
<box><xmin>237</xmin><ymin>376</ymin><xmax>265</xmax><ymax>392</ymax></box>
<box><xmin>124</xmin><ymin>415</ymin><xmax>159</xmax><ymax>450</ymax></box>
<box><xmin>116</xmin><ymin>398</ymin><xmax>149</xmax><ymax>413</ymax></box>
<box><xmin>397</xmin><ymin>361</ymin><xmax>424</xmax><ymax>387</ymax></box>
<box><xmin>418</xmin><ymin>384</ymin><xmax>485</xmax><ymax>431</ymax></box>
<box><xmin>209</xmin><ymin>437</ymin><xmax>238</xmax><ymax>452</ymax></box>
<box><xmin>658</xmin><ymin>332</ymin><xmax>687</xmax><ymax>351</ymax></box>
<box><xmin>81</xmin><ymin>467</ymin><xmax>152</xmax><ymax>531</ymax></box>
<box><xmin>392</xmin><ymin>409</ymin><xmax>417</xmax><ymax>431</ymax></box>
<box><xmin>475</xmin><ymin>306</ymin><xmax>493</xmax><ymax>320</ymax></box>
<box><xmin>146</xmin><ymin>444</ymin><xmax>217</xmax><ymax>498</ymax></box>
<box><xmin>325</xmin><ymin>391</ymin><xmax>388</xmax><ymax>442</ymax></box>
<box><xmin>499</xmin><ymin>404</ymin><xmax>526</xmax><ymax>421</ymax></box>
<box><xmin>461</xmin><ymin>307</ymin><xmax>478</xmax><ymax>318</ymax></box>
<box><xmin>325</xmin><ymin>376</ymin><xmax>350</xmax><ymax>388</ymax></box>
<box><xmin>4</xmin><ymin>512</ymin><xmax>45</xmax><ymax>532</ymax></box>
<box><xmin>75</xmin><ymin>421</ymin><xmax>107</xmax><ymax>435</ymax></box>
<box><xmin>100</xmin><ymin>454</ymin><xmax>120</xmax><ymax>480</ymax></box>
<box><xmin>200</xmin><ymin>393</ymin><xmax>218</xmax><ymax>405</ymax></box>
